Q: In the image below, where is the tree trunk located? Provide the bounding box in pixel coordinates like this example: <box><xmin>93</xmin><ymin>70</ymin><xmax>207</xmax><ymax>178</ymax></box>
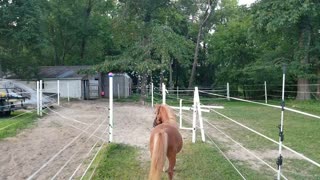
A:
<box><xmin>317</xmin><ymin>67</ymin><xmax>320</xmax><ymax>99</ymax></box>
<box><xmin>296</xmin><ymin>16</ymin><xmax>311</xmax><ymax>100</ymax></box>
<box><xmin>188</xmin><ymin>28</ymin><xmax>202</xmax><ymax>88</ymax></box>
<box><xmin>296</xmin><ymin>78</ymin><xmax>310</xmax><ymax>100</ymax></box>
<box><xmin>54</xmin><ymin>47</ymin><xmax>59</xmax><ymax>65</ymax></box>
<box><xmin>80</xmin><ymin>0</ymin><xmax>92</xmax><ymax>60</ymax></box>
<box><xmin>169</xmin><ymin>59</ymin><xmax>174</xmax><ymax>89</ymax></box>
<box><xmin>80</xmin><ymin>38</ymin><xmax>87</xmax><ymax>59</ymax></box>
<box><xmin>188</xmin><ymin>0</ymin><xmax>213</xmax><ymax>88</ymax></box>
<box><xmin>139</xmin><ymin>72</ymin><xmax>148</xmax><ymax>105</ymax></box>
<box><xmin>0</xmin><ymin>61</ymin><xmax>3</xmax><ymax>78</ymax></box>
<box><xmin>160</xmin><ymin>71</ymin><xmax>164</xmax><ymax>89</ymax></box>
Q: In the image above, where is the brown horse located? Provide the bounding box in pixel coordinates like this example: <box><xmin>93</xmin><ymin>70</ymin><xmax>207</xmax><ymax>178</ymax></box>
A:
<box><xmin>149</xmin><ymin>104</ymin><xmax>183</xmax><ymax>180</ymax></box>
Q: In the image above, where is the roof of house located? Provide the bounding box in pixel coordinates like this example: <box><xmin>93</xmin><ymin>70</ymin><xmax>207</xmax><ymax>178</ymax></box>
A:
<box><xmin>38</xmin><ymin>66</ymin><xmax>92</xmax><ymax>79</ymax></box>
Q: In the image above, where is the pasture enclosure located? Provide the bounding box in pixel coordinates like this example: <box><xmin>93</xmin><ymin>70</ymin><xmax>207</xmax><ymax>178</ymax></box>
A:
<box><xmin>1</xmin><ymin>72</ymin><xmax>319</xmax><ymax>179</ymax></box>
<box><xmin>0</xmin><ymin>99</ymin><xmax>160</xmax><ymax>179</ymax></box>
<box><xmin>148</xmin><ymin>82</ymin><xmax>320</xmax><ymax>179</ymax></box>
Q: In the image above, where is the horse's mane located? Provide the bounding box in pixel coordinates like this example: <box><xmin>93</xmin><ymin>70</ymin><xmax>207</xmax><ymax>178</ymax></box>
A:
<box><xmin>157</xmin><ymin>104</ymin><xmax>176</xmax><ymax>124</ymax></box>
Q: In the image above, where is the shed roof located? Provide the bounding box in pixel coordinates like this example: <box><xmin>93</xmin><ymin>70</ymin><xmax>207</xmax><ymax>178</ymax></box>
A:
<box><xmin>38</xmin><ymin>66</ymin><xmax>92</xmax><ymax>79</ymax></box>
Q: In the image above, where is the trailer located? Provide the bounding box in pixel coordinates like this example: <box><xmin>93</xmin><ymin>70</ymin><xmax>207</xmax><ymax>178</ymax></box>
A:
<box><xmin>0</xmin><ymin>82</ymin><xmax>27</xmax><ymax>116</ymax></box>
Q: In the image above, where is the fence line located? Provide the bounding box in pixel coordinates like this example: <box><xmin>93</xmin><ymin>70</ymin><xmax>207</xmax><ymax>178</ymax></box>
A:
<box><xmin>175</xmin><ymin>108</ymin><xmax>288</xmax><ymax>179</ymax></box>
<box><xmin>79</xmin><ymin>140</ymin><xmax>105</xmax><ymax>180</ymax></box>
<box><xmin>205</xmin><ymin>133</ymin><xmax>247</xmax><ymax>180</ymax></box>
<box><xmin>42</xmin><ymin>111</ymin><xmax>107</xmax><ymax>142</ymax></box>
<box><xmin>46</xmin><ymin>107</ymin><xmax>90</xmax><ymax>126</ymax></box>
<box><xmin>209</xmin><ymin>109</ymin><xmax>320</xmax><ymax>168</ymax></box>
<box><xmin>51</xmin><ymin>114</ymin><xmax>107</xmax><ymax>180</ymax></box>
<box><xmin>69</xmin><ymin>129</ymin><xmax>108</xmax><ymax>180</ymax></box>
<box><xmin>203</xmin><ymin>119</ymin><xmax>289</xmax><ymax>180</ymax></box>
<box><xmin>199</xmin><ymin>91</ymin><xmax>320</xmax><ymax>120</ymax></box>
<box><xmin>26</xmin><ymin>114</ymin><xmax>103</xmax><ymax>180</ymax></box>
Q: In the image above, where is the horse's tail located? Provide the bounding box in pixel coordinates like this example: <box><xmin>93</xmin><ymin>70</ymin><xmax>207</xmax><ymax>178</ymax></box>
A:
<box><xmin>149</xmin><ymin>131</ymin><xmax>168</xmax><ymax>180</ymax></box>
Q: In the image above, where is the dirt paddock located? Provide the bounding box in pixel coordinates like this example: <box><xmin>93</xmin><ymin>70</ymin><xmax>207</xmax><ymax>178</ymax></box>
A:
<box><xmin>0</xmin><ymin>99</ymin><xmax>303</xmax><ymax>180</ymax></box>
<box><xmin>0</xmin><ymin>100</ymin><xmax>162</xmax><ymax>180</ymax></box>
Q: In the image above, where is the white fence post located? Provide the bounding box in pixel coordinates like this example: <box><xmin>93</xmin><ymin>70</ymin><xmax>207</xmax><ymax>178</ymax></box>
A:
<box><xmin>117</xmin><ymin>84</ymin><xmax>120</xmax><ymax>99</ymax></box>
<box><xmin>67</xmin><ymin>82</ymin><xmax>70</xmax><ymax>102</ymax></box>
<box><xmin>40</xmin><ymin>80</ymin><xmax>43</xmax><ymax>117</ymax></box>
<box><xmin>192</xmin><ymin>87</ymin><xmax>197</xmax><ymax>143</ymax></box>
<box><xmin>57</xmin><ymin>80</ymin><xmax>60</xmax><ymax>105</ymax></box>
<box><xmin>264</xmin><ymin>81</ymin><xmax>268</xmax><ymax>104</ymax></box>
<box><xmin>108</xmin><ymin>72</ymin><xmax>113</xmax><ymax>143</ymax></box>
<box><xmin>36</xmin><ymin>81</ymin><xmax>40</xmax><ymax>116</ymax></box>
<box><xmin>151</xmin><ymin>83</ymin><xmax>154</xmax><ymax>107</ymax></box>
<box><xmin>162</xmin><ymin>83</ymin><xmax>166</xmax><ymax>105</ymax></box>
<box><xmin>195</xmin><ymin>87</ymin><xmax>205</xmax><ymax>142</ymax></box>
<box><xmin>191</xmin><ymin>87</ymin><xmax>206</xmax><ymax>143</ymax></box>
<box><xmin>277</xmin><ymin>67</ymin><xmax>286</xmax><ymax>180</ymax></box>
<box><xmin>227</xmin><ymin>82</ymin><xmax>230</xmax><ymax>101</ymax></box>
<box><xmin>179</xmin><ymin>99</ymin><xmax>182</xmax><ymax>129</ymax></box>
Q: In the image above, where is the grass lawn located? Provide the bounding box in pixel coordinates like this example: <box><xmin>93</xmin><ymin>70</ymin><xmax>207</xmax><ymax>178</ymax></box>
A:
<box><xmin>86</xmin><ymin>142</ymin><xmax>268</xmax><ymax>180</ymax></box>
<box><xmin>84</xmin><ymin>143</ymin><xmax>148</xmax><ymax>180</ymax></box>
<box><xmin>0</xmin><ymin>111</ymin><xmax>37</xmax><ymax>139</ymax></box>
<box><xmin>202</xmin><ymin>100</ymin><xmax>320</xmax><ymax>179</ymax></box>
<box><xmin>94</xmin><ymin>94</ymin><xmax>320</xmax><ymax>179</ymax></box>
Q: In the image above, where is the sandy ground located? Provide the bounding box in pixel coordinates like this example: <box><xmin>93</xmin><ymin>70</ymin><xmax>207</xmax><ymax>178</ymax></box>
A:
<box><xmin>0</xmin><ymin>99</ymin><xmax>173</xmax><ymax>180</ymax></box>
<box><xmin>0</xmin><ymin>99</ymin><xmax>305</xmax><ymax>180</ymax></box>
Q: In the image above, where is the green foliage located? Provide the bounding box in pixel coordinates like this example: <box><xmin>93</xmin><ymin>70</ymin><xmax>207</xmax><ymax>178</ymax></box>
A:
<box><xmin>0</xmin><ymin>0</ymin><xmax>319</xmax><ymax>100</ymax></box>
<box><xmin>207</xmin><ymin>5</ymin><xmax>259</xmax><ymax>86</ymax></box>
<box><xmin>251</xmin><ymin>0</ymin><xmax>320</xmax><ymax>79</ymax></box>
<box><xmin>0</xmin><ymin>0</ymin><xmax>44</xmax><ymax>78</ymax></box>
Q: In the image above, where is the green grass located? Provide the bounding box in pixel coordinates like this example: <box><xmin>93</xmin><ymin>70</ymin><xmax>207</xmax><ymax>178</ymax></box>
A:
<box><xmin>88</xmin><ymin>95</ymin><xmax>320</xmax><ymax>179</ymax></box>
<box><xmin>86</xmin><ymin>143</ymin><xmax>148</xmax><ymax>180</ymax></box>
<box><xmin>202</xmin><ymin>100</ymin><xmax>320</xmax><ymax>179</ymax></box>
<box><xmin>0</xmin><ymin>111</ymin><xmax>37</xmax><ymax>139</ymax></box>
<box><xmin>87</xmin><ymin>142</ymin><xmax>280</xmax><ymax>180</ymax></box>
<box><xmin>177</xmin><ymin>141</ymin><xmax>273</xmax><ymax>180</ymax></box>
<box><xmin>114</xmin><ymin>94</ymin><xmax>142</xmax><ymax>103</ymax></box>
<box><xmin>159</xmin><ymin>95</ymin><xmax>320</xmax><ymax>178</ymax></box>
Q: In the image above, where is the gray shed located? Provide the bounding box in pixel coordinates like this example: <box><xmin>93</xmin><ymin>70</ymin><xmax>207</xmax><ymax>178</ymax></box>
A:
<box><xmin>12</xmin><ymin>66</ymin><xmax>99</xmax><ymax>100</ymax></box>
<box><xmin>100</xmin><ymin>73</ymin><xmax>132</xmax><ymax>98</ymax></box>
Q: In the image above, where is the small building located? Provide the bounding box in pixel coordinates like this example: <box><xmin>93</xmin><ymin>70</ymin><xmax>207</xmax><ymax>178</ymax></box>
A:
<box><xmin>6</xmin><ymin>66</ymin><xmax>132</xmax><ymax>100</ymax></box>
<box><xmin>38</xmin><ymin>66</ymin><xmax>99</xmax><ymax>99</ymax></box>
<box><xmin>100</xmin><ymin>73</ymin><xmax>132</xmax><ymax>98</ymax></box>
<box><xmin>11</xmin><ymin>66</ymin><xmax>98</xmax><ymax>100</ymax></box>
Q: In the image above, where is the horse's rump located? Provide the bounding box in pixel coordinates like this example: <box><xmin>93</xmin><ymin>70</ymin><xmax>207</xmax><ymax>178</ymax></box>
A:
<box><xmin>149</xmin><ymin>104</ymin><xmax>183</xmax><ymax>180</ymax></box>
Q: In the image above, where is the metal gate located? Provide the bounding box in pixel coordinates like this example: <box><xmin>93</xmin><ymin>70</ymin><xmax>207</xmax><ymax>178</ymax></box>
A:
<box><xmin>88</xmin><ymin>81</ymin><xmax>99</xmax><ymax>99</ymax></box>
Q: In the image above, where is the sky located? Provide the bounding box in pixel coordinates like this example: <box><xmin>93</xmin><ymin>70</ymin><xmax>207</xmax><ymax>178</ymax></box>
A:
<box><xmin>238</xmin><ymin>0</ymin><xmax>256</xmax><ymax>6</ymax></box>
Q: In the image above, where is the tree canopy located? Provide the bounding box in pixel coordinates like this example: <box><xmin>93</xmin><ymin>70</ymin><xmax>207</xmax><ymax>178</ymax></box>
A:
<box><xmin>1</xmin><ymin>0</ymin><xmax>319</xmax><ymax>100</ymax></box>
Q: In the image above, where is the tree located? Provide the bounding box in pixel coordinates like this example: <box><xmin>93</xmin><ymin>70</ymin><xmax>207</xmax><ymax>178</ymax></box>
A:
<box><xmin>207</xmin><ymin>5</ymin><xmax>260</xmax><ymax>89</ymax></box>
<box><xmin>0</xmin><ymin>0</ymin><xmax>45</xmax><ymax>78</ymax></box>
<box><xmin>41</xmin><ymin>0</ymin><xmax>114</xmax><ymax>66</ymax></box>
<box><xmin>97</xmin><ymin>0</ymin><xmax>193</xmax><ymax>103</ymax></box>
<box><xmin>252</xmin><ymin>0</ymin><xmax>320</xmax><ymax>100</ymax></box>
<box><xmin>188</xmin><ymin>0</ymin><xmax>219</xmax><ymax>88</ymax></box>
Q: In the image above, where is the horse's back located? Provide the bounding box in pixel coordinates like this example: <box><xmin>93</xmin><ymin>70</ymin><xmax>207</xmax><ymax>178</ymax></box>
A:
<box><xmin>151</xmin><ymin>124</ymin><xmax>183</xmax><ymax>153</ymax></box>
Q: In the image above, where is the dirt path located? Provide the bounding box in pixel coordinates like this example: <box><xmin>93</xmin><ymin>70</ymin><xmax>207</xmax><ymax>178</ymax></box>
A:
<box><xmin>0</xmin><ymin>100</ymin><xmax>172</xmax><ymax>180</ymax></box>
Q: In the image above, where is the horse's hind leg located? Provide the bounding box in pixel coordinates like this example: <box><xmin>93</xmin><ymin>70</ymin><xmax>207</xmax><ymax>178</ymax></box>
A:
<box><xmin>167</xmin><ymin>153</ymin><xmax>176</xmax><ymax>180</ymax></box>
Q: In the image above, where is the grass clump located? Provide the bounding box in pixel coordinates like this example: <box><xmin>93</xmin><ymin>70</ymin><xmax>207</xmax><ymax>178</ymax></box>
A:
<box><xmin>177</xmin><ymin>142</ymin><xmax>272</xmax><ymax>180</ymax></box>
<box><xmin>0</xmin><ymin>111</ymin><xmax>37</xmax><ymax>139</ymax></box>
<box><xmin>89</xmin><ymin>143</ymin><xmax>148</xmax><ymax>180</ymax></box>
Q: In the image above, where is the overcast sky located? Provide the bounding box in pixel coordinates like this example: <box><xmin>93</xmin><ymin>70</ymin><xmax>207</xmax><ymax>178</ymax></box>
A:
<box><xmin>238</xmin><ymin>0</ymin><xmax>256</xmax><ymax>6</ymax></box>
